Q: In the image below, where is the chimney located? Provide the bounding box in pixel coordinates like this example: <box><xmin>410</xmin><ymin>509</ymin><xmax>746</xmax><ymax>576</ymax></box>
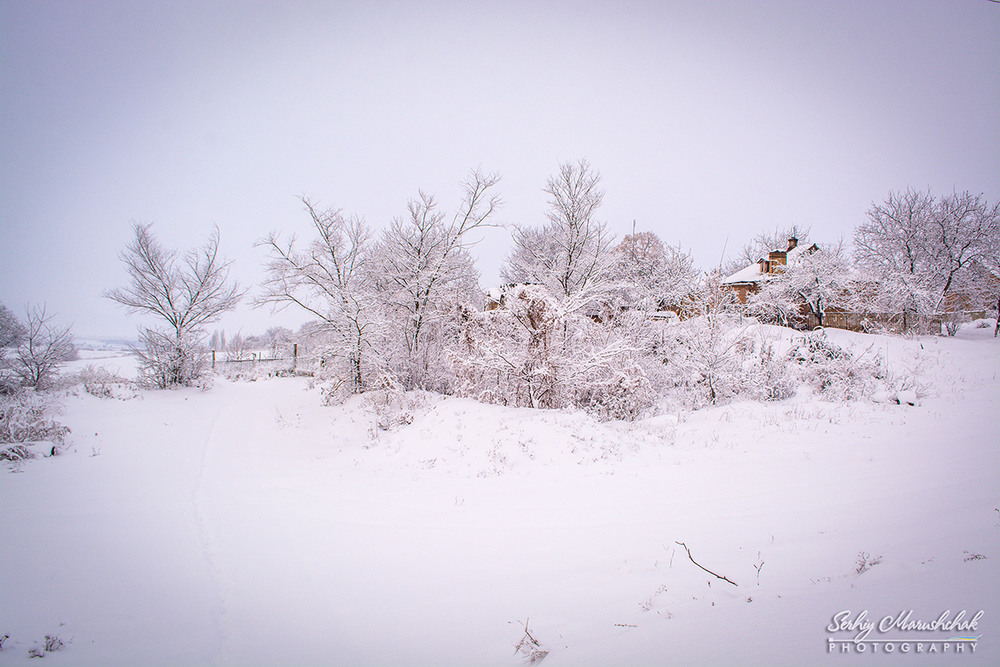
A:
<box><xmin>768</xmin><ymin>250</ymin><xmax>787</xmax><ymax>271</ymax></box>
<box><xmin>787</xmin><ymin>237</ymin><xmax>798</xmax><ymax>251</ymax></box>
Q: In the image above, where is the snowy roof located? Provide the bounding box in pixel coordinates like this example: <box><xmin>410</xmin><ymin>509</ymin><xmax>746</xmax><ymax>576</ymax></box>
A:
<box><xmin>721</xmin><ymin>243</ymin><xmax>817</xmax><ymax>285</ymax></box>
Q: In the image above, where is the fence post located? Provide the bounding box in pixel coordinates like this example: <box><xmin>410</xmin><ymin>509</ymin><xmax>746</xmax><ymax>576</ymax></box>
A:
<box><xmin>212</xmin><ymin>349</ymin><xmax>216</xmax><ymax>369</ymax></box>
<box><xmin>293</xmin><ymin>343</ymin><xmax>298</xmax><ymax>371</ymax></box>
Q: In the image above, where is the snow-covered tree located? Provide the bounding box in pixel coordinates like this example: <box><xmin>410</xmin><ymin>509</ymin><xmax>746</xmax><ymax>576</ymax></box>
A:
<box><xmin>854</xmin><ymin>189</ymin><xmax>933</xmax><ymax>328</ymax></box>
<box><xmin>107</xmin><ymin>223</ymin><xmax>244</xmax><ymax>387</ymax></box>
<box><xmin>608</xmin><ymin>232</ymin><xmax>698</xmax><ymax>314</ymax></box>
<box><xmin>373</xmin><ymin>170</ymin><xmax>500</xmax><ymax>390</ymax></box>
<box><xmin>0</xmin><ymin>303</ymin><xmax>26</xmax><ymax>350</ymax></box>
<box><xmin>258</xmin><ymin>199</ymin><xmax>384</xmax><ymax>394</ymax></box>
<box><xmin>502</xmin><ymin>160</ymin><xmax>613</xmax><ymax>314</ymax></box>
<box><xmin>854</xmin><ymin>189</ymin><xmax>999</xmax><ymax>333</ymax></box>
<box><xmin>974</xmin><ymin>226</ymin><xmax>1000</xmax><ymax>336</ymax></box>
<box><xmin>928</xmin><ymin>191</ymin><xmax>999</xmax><ymax>304</ymax></box>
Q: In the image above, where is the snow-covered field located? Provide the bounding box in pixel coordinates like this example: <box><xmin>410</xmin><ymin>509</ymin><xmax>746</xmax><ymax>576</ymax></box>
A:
<box><xmin>2</xmin><ymin>326</ymin><xmax>998</xmax><ymax>665</ymax></box>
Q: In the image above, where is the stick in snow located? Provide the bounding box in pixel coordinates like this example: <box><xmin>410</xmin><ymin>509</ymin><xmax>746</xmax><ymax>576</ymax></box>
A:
<box><xmin>675</xmin><ymin>541</ymin><xmax>738</xmax><ymax>587</ymax></box>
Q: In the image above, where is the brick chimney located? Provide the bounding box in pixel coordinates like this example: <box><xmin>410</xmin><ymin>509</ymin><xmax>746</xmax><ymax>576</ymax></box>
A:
<box><xmin>768</xmin><ymin>250</ymin><xmax>787</xmax><ymax>271</ymax></box>
<box><xmin>787</xmin><ymin>237</ymin><xmax>798</xmax><ymax>251</ymax></box>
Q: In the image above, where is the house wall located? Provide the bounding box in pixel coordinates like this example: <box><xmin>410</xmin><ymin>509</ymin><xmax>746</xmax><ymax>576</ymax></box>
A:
<box><xmin>725</xmin><ymin>283</ymin><xmax>759</xmax><ymax>305</ymax></box>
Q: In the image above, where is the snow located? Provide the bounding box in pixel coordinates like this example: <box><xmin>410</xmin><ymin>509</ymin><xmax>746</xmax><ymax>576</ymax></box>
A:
<box><xmin>2</xmin><ymin>326</ymin><xmax>998</xmax><ymax>665</ymax></box>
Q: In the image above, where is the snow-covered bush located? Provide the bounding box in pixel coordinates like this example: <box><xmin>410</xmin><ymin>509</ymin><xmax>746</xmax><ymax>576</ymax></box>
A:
<box><xmin>135</xmin><ymin>328</ymin><xmax>209</xmax><ymax>389</ymax></box>
<box><xmin>648</xmin><ymin>316</ymin><xmax>796</xmax><ymax>409</ymax></box>
<box><xmin>363</xmin><ymin>388</ymin><xmax>437</xmax><ymax>433</ymax></box>
<box><xmin>215</xmin><ymin>360</ymin><xmax>297</xmax><ymax>383</ymax></box>
<box><xmin>71</xmin><ymin>365</ymin><xmax>138</xmax><ymax>400</ymax></box>
<box><xmin>452</xmin><ymin>284</ymin><xmax>656</xmax><ymax>420</ymax></box>
<box><xmin>786</xmin><ymin>330</ymin><xmax>887</xmax><ymax>401</ymax></box>
<box><xmin>0</xmin><ymin>388</ymin><xmax>69</xmax><ymax>448</ymax></box>
<box><xmin>572</xmin><ymin>351</ymin><xmax>654</xmax><ymax>421</ymax></box>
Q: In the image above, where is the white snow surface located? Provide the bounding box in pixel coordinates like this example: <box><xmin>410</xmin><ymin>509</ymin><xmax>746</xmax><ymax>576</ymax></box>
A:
<box><xmin>2</xmin><ymin>326</ymin><xmax>998</xmax><ymax>665</ymax></box>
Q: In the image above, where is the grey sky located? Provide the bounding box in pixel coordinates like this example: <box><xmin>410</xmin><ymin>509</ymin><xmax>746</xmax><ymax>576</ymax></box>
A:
<box><xmin>2</xmin><ymin>0</ymin><xmax>998</xmax><ymax>338</ymax></box>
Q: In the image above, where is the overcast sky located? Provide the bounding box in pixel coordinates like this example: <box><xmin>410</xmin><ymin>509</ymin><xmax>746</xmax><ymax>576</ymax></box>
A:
<box><xmin>2</xmin><ymin>0</ymin><xmax>998</xmax><ymax>339</ymax></box>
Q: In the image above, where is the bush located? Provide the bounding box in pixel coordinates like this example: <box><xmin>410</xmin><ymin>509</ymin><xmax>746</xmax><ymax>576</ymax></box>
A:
<box><xmin>656</xmin><ymin>315</ymin><xmax>795</xmax><ymax>408</ymax></box>
<box><xmin>0</xmin><ymin>389</ymin><xmax>70</xmax><ymax>447</ymax></box>
<box><xmin>71</xmin><ymin>365</ymin><xmax>139</xmax><ymax>400</ymax></box>
<box><xmin>135</xmin><ymin>328</ymin><xmax>209</xmax><ymax>389</ymax></box>
<box><xmin>452</xmin><ymin>285</ymin><xmax>657</xmax><ymax>420</ymax></box>
<box><xmin>787</xmin><ymin>330</ymin><xmax>887</xmax><ymax>401</ymax></box>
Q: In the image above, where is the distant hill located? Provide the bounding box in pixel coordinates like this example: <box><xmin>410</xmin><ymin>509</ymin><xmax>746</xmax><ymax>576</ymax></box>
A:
<box><xmin>74</xmin><ymin>337</ymin><xmax>137</xmax><ymax>351</ymax></box>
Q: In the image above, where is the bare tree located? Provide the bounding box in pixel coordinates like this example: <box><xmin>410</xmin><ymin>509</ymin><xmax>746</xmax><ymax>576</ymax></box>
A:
<box><xmin>12</xmin><ymin>305</ymin><xmax>75</xmax><ymax>389</ymax></box>
<box><xmin>257</xmin><ymin>199</ymin><xmax>382</xmax><ymax>394</ymax></box>
<box><xmin>106</xmin><ymin>223</ymin><xmax>244</xmax><ymax>387</ymax></box>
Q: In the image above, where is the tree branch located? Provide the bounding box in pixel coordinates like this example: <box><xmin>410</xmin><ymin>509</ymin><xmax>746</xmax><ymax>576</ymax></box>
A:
<box><xmin>674</xmin><ymin>541</ymin><xmax>738</xmax><ymax>587</ymax></box>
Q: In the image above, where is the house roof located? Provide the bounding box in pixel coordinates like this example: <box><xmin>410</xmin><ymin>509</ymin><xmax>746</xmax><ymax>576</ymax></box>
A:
<box><xmin>721</xmin><ymin>243</ymin><xmax>817</xmax><ymax>286</ymax></box>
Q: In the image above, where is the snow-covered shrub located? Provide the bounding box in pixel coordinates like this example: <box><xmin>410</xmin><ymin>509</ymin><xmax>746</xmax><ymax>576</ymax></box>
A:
<box><xmin>25</xmin><ymin>634</ymin><xmax>66</xmax><ymax>658</ymax></box>
<box><xmin>658</xmin><ymin>314</ymin><xmax>747</xmax><ymax>407</ymax></box>
<box><xmin>786</xmin><ymin>330</ymin><xmax>887</xmax><ymax>401</ymax></box>
<box><xmin>359</xmin><ymin>387</ymin><xmax>436</xmax><ymax>435</ymax></box>
<box><xmin>215</xmin><ymin>359</ymin><xmax>296</xmax><ymax>383</ymax></box>
<box><xmin>0</xmin><ymin>389</ymin><xmax>69</xmax><ymax>447</ymax></box>
<box><xmin>573</xmin><ymin>351</ymin><xmax>654</xmax><ymax>421</ymax></box>
<box><xmin>452</xmin><ymin>284</ymin><xmax>563</xmax><ymax>410</ymax></box>
<box><xmin>0</xmin><ymin>444</ymin><xmax>34</xmax><ymax>462</ymax></box>
<box><xmin>652</xmin><ymin>316</ymin><xmax>796</xmax><ymax>408</ymax></box>
<box><xmin>854</xmin><ymin>551</ymin><xmax>883</xmax><ymax>574</ymax></box>
<box><xmin>0</xmin><ymin>373</ymin><xmax>19</xmax><ymax>396</ymax></box>
<box><xmin>737</xmin><ymin>335</ymin><xmax>795</xmax><ymax>402</ymax></box>
<box><xmin>452</xmin><ymin>285</ymin><xmax>655</xmax><ymax>420</ymax></box>
<box><xmin>135</xmin><ymin>328</ymin><xmax>209</xmax><ymax>389</ymax></box>
<box><xmin>71</xmin><ymin>365</ymin><xmax>138</xmax><ymax>400</ymax></box>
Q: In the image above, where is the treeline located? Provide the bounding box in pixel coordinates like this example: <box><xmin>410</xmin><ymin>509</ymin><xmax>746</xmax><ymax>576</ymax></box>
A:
<box><xmin>98</xmin><ymin>161</ymin><xmax>998</xmax><ymax>418</ymax></box>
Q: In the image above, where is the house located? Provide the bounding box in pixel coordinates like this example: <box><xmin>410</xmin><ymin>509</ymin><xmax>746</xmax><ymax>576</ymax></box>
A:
<box><xmin>721</xmin><ymin>237</ymin><xmax>819</xmax><ymax>304</ymax></box>
<box><xmin>723</xmin><ymin>237</ymin><xmax>997</xmax><ymax>333</ymax></box>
